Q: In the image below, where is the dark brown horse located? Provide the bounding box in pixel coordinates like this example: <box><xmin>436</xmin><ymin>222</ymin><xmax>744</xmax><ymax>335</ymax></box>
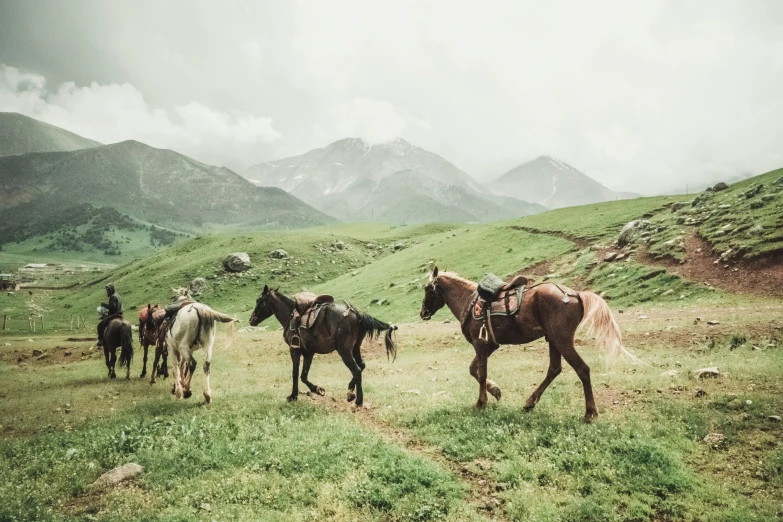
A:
<box><xmin>102</xmin><ymin>316</ymin><xmax>134</xmax><ymax>380</ymax></box>
<box><xmin>138</xmin><ymin>304</ymin><xmax>169</xmax><ymax>382</ymax></box>
<box><xmin>249</xmin><ymin>285</ymin><xmax>397</xmax><ymax>407</ymax></box>
<box><xmin>420</xmin><ymin>268</ymin><xmax>639</xmax><ymax>423</ymax></box>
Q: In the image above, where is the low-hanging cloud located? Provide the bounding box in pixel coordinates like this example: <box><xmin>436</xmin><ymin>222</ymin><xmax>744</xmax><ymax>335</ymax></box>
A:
<box><xmin>0</xmin><ymin>64</ymin><xmax>281</xmax><ymax>168</ymax></box>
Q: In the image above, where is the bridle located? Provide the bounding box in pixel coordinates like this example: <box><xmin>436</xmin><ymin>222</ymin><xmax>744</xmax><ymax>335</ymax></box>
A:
<box><xmin>421</xmin><ymin>275</ymin><xmax>442</xmax><ymax>320</ymax></box>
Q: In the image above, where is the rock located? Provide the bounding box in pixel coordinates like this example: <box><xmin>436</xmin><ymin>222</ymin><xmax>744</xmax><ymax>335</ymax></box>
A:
<box><xmin>750</xmin><ymin>200</ymin><xmax>764</xmax><ymax>209</ymax></box>
<box><xmin>269</xmin><ymin>249</ymin><xmax>288</xmax><ymax>260</ymax></box>
<box><xmin>671</xmin><ymin>201</ymin><xmax>688</xmax><ymax>212</ymax></box>
<box><xmin>717</xmin><ymin>204</ymin><xmax>731</xmax><ymax>210</ymax></box>
<box><xmin>695</xmin><ymin>389</ymin><xmax>707</xmax><ymax>398</ymax></box>
<box><xmin>706</xmin><ymin>320</ymin><xmax>719</xmax><ymax>325</ymax></box>
<box><xmin>769</xmin><ymin>415</ymin><xmax>781</xmax><ymax>422</ymax></box>
<box><xmin>712</xmin><ymin>182</ymin><xmax>729</xmax><ymax>191</ymax></box>
<box><xmin>618</xmin><ymin>220</ymin><xmax>652</xmax><ymax>247</ymax></box>
<box><xmin>660</xmin><ymin>369</ymin><xmax>678</xmax><ymax>377</ymax></box>
<box><xmin>223</xmin><ymin>252</ymin><xmax>251</xmax><ymax>272</ymax></box>
<box><xmin>744</xmin><ymin>184</ymin><xmax>763</xmax><ymax>199</ymax></box>
<box><xmin>604</xmin><ymin>251</ymin><xmax>617</xmax><ymax>262</ymax></box>
<box><xmin>761</xmin><ymin>194</ymin><xmax>775</xmax><ymax>202</ymax></box>
<box><xmin>91</xmin><ymin>463</ymin><xmax>144</xmax><ymax>489</ymax></box>
<box><xmin>32</xmin><ymin>349</ymin><xmax>43</xmax><ymax>357</ymax></box>
<box><xmin>746</xmin><ymin>224</ymin><xmax>764</xmax><ymax>236</ymax></box>
<box><xmin>189</xmin><ymin>277</ymin><xmax>209</xmax><ymax>296</ymax></box>
<box><xmin>200</xmin><ymin>503</ymin><xmax>212</xmax><ymax>512</ymax></box>
<box><xmin>392</xmin><ymin>242</ymin><xmax>406</xmax><ymax>251</ymax></box>
<box><xmin>661</xmin><ymin>289</ymin><xmax>674</xmax><ymax>296</ymax></box>
<box><xmin>703</xmin><ymin>432</ymin><xmax>725</xmax><ymax>447</ymax></box>
<box><xmin>333</xmin><ymin>241</ymin><xmax>345</xmax><ymax>250</ymax></box>
<box><xmin>693</xmin><ymin>367</ymin><xmax>720</xmax><ymax>379</ymax></box>
<box><xmin>615</xmin><ymin>253</ymin><xmax>626</xmax><ymax>261</ymax></box>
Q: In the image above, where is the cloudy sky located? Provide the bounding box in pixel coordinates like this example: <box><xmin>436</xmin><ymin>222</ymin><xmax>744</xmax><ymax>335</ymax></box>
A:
<box><xmin>1</xmin><ymin>0</ymin><xmax>782</xmax><ymax>194</ymax></box>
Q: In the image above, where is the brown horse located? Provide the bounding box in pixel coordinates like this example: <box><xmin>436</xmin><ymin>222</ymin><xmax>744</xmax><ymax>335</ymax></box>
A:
<box><xmin>138</xmin><ymin>304</ymin><xmax>168</xmax><ymax>382</ymax></box>
<box><xmin>249</xmin><ymin>285</ymin><xmax>397</xmax><ymax>407</ymax></box>
<box><xmin>420</xmin><ymin>267</ymin><xmax>639</xmax><ymax>423</ymax></box>
<box><xmin>102</xmin><ymin>316</ymin><xmax>134</xmax><ymax>380</ymax></box>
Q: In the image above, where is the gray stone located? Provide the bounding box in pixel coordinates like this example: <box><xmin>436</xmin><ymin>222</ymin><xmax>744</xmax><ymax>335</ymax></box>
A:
<box><xmin>32</xmin><ymin>349</ymin><xmax>43</xmax><ymax>357</ymax></box>
<box><xmin>269</xmin><ymin>249</ymin><xmax>288</xmax><ymax>260</ymax></box>
<box><xmin>604</xmin><ymin>251</ymin><xmax>617</xmax><ymax>262</ymax></box>
<box><xmin>761</xmin><ymin>194</ymin><xmax>775</xmax><ymax>202</ymax></box>
<box><xmin>618</xmin><ymin>220</ymin><xmax>652</xmax><ymax>247</ymax></box>
<box><xmin>392</xmin><ymin>242</ymin><xmax>406</xmax><ymax>251</ymax></box>
<box><xmin>189</xmin><ymin>277</ymin><xmax>209</xmax><ymax>296</ymax></box>
<box><xmin>769</xmin><ymin>415</ymin><xmax>781</xmax><ymax>422</ymax></box>
<box><xmin>703</xmin><ymin>432</ymin><xmax>725</xmax><ymax>447</ymax></box>
<box><xmin>747</xmin><ymin>224</ymin><xmax>764</xmax><ymax>236</ymax></box>
<box><xmin>223</xmin><ymin>252</ymin><xmax>251</xmax><ymax>272</ymax></box>
<box><xmin>744</xmin><ymin>184</ymin><xmax>763</xmax><ymax>199</ymax></box>
<box><xmin>333</xmin><ymin>241</ymin><xmax>346</xmax><ymax>250</ymax></box>
<box><xmin>693</xmin><ymin>367</ymin><xmax>720</xmax><ymax>379</ymax></box>
<box><xmin>91</xmin><ymin>463</ymin><xmax>144</xmax><ymax>489</ymax></box>
<box><xmin>718</xmin><ymin>204</ymin><xmax>731</xmax><ymax>210</ymax></box>
<box><xmin>712</xmin><ymin>182</ymin><xmax>729</xmax><ymax>191</ymax></box>
<box><xmin>707</xmin><ymin>320</ymin><xmax>719</xmax><ymax>325</ymax></box>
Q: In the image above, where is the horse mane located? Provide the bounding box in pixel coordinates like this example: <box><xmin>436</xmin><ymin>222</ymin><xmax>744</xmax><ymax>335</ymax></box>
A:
<box><xmin>438</xmin><ymin>271</ymin><xmax>478</xmax><ymax>289</ymax></box>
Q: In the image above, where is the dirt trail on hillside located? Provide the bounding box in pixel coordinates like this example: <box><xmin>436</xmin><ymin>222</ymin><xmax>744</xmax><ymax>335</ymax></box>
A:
<box><xmin>639</xmin><ymin>234</ymin><xmax>783</xmax><ymax>298</ymax></box>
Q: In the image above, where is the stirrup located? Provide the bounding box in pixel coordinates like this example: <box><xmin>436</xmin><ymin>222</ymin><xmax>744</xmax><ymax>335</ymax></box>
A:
<box><xmin>479</xmin><ymin>324</ymin><xmax>488</xmax><ymax>342</ymax></box>
<box><xmin>290</xmin><ymin>334</ymin><xmax>301</xmax><ymax>349</ymax></box>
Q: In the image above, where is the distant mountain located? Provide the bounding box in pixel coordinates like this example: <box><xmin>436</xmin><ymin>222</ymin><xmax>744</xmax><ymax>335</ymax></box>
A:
<box><xmin>244</xmin><ymin>137</ymin><xmax>544</xmax><ymax>223</ymax></box>
<box><xmin>0</xmin><ymin>139</ymin><xmax>334</xmax><ymax>246</ymax></box>
<box><xmin>0</xmin><ymin>112</ymin><xmax>100</xmax><ymax>157</ymax></box>
<box><xmin>488</xmin><ymin>156</ymin><xmax>639</xmax><ymax>209</ymax></box>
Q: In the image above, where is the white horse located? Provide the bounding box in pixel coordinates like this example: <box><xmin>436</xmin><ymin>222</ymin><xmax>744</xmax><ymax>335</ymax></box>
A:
<box><xmin>167</xmin><ymin>302</ymin><xmax>236</xmax><ymax>403</ymax></box>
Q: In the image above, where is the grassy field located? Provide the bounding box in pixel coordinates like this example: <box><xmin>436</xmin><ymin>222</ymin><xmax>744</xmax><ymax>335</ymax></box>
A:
<box><xmin>1</xmin><ymin>297</ymin><xmax>781</xmax><ymax>521</ymax></box>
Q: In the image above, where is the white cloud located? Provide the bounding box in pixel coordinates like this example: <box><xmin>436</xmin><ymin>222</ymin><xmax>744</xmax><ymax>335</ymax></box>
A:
<box><xmin>324</xmin><ymin>97</ymin><xmax>431</xmax><ymax>145</ymax></box>
<box><xmin>0</xmin><ymin>64</ymin><xmax>280</xmax><ymax>167</ymax></box>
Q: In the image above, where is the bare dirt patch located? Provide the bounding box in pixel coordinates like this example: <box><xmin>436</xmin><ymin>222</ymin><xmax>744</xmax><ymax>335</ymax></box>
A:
<box><xmin>639</xmin><ymin>233</ymin><xmax>783</xmax><ymax>298</ymax></box>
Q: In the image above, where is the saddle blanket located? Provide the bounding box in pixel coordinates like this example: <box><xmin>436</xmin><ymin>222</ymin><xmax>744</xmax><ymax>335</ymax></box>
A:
<box><xmin>472</xmin><ymin>286</ymin><xmax>525</xmax><ymax>320</ymax></box>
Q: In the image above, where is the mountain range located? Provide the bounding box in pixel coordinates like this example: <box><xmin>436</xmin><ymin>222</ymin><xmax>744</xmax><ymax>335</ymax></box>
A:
<box><xmin>0</xmin><ymin>112</ymin><xmax>100</xmax><ymax>157</ymax></box>
<box><xmin>487</xmin><ymin>156</ymin><xmax>639</xmax><ymax>209</ymax></box>
<box><xmin>244</xmin><ymin>137</ymin><xmax>545</xmax><ymax>223</ymax></box>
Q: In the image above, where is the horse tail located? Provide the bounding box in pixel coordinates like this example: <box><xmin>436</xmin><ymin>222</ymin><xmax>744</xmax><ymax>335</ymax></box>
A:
<box><xmin>198</xmin><ymin>305</ymin><xmax>238</xmax><ymax>350</ymax></box>
<box><xmin>355</xmin><ymin>310</ymin><xmax>398</xmax><ymax>361</ymax></box>
<box><xmin>578</xmin><ymin>291</ymin><xmax>645</xmax><ymax>366</ymax></box>
<box><xmin>118</xmin><ymin>322</ymin><xmax>134</xmax><ymax>368</ymax></box>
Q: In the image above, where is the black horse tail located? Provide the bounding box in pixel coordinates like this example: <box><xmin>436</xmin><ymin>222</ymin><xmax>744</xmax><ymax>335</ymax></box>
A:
<box><xmin>355</xmin><ymin>310</ymin><xmax>398</xmax><ymax>361</ymax></box>
<box><xmin>118</xmin><ymin>322</ymin><xmax>134</xmax><ymax>368</ymax></box>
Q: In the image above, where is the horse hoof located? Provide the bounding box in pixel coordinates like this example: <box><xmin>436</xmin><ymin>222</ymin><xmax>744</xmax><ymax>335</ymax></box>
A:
<box><xmin>489</xmin><ymin>388</ymin><xmax>502</xmax><ymax>401</ymax></box>
<box><xmin>183</xmin><ymin>390</ymin><xmax>192</xmax><ymax>399</ymax></box>
<box><xmin>475</xmin><ymin>401</ymin><xmax>487</xmax><ymax>409</ymax></box>
<box><xmin>315</xmin><ymin>387</ymin><xmax>326</xmax><ymax>396</ymax></box>
<box><xmin>286</xmin><ymin>394</ymin><xmax>298</xmax><ymax>402</ymax></box>
<box><xmin>110</xmin><ymin>373</ymin><xmax>117</xmax><ymax>380</ymax></box>
<box><xmin>140</xmin><ymin>372</ymin><xmax>146</xmax><ymax>378</ymax></box>
<box><xmin>346</xmin><ymin>391</ymin><xmax>356</xmax><ymax>403</ymax></box>
<box><xmin>583</xmin><ymin>412</ymin><xmax>598</xmax><ymax>424</ymax></box>
<box><xmin>203</xmin><ymin>392</ymin><xmax>211</xmax><ymax>404</ymax></box>
<box><xmin>522</xmin><ymin>403</ymin><xmax>536</xmax><ymax>412</ymax></box>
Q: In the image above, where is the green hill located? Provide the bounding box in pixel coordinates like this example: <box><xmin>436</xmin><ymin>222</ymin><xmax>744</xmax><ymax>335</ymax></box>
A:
<box><xmin>0</xmin><ymin>112</ymin><xmax>100</xmax><ymax>157</ymax></box>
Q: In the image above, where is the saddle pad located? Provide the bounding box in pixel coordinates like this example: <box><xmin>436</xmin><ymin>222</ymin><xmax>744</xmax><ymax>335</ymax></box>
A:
<box><xmin>472</xmin><ymin>286</ymin><xmax>525</xmax><ymax>320</ymax></box>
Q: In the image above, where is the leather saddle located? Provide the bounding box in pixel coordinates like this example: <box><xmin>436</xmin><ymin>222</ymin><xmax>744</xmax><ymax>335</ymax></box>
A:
<box><xmin>473</xmin><ymin>274</ymin><xmax>529</xmax><ymax>320</ymax></box>
<box><xmin>294</xmin><ymin>292</ymin><xmax>334</xmax><ymax>315</ymax></box>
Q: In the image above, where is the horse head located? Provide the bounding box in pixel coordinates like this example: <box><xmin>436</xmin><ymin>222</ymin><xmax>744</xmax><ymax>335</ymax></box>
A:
<box><xmin>171</xmin><ymin>287</ymin><xmax>193</xmax><ymax>302</ymax></box>
<box><xmin>420</xmin><ymin>267</ymin><xmax>446</xmax><ymax>320</ymax></box>
<box><xmin>250</xmin><ymin>285</ymin><xmax>277</xmax><ymax>326</ymax></box>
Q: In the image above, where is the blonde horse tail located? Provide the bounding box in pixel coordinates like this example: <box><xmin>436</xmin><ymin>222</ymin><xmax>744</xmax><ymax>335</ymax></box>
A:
<box><xmin>578</xmin><ymin>291</ymin><xmax>646</xmax><ymax>366</ymax></box>
<box><xmin>200</xmin><ymin>305</ymin><xmax>238</xmax><ymax>350</ymax></box>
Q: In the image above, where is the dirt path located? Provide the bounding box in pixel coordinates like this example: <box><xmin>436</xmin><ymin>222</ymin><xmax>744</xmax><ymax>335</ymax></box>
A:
<box><xmin>638</xmin><ymin>233</ymin><xmax>783</xmax><ymax>298</ymax></box>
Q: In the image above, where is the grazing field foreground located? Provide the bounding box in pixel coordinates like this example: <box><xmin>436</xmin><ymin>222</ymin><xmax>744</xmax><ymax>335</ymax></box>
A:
<box><xmin>1</xmin><ymin>299</ymin><xmax>782</xmax><ymax>521</ymax></box>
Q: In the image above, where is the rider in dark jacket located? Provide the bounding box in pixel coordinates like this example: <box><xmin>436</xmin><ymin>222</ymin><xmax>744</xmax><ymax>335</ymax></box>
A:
<box><xmin>97</xmin><ymin>283</ymin><xmax>123</xmax><ymax>347</ymax></box>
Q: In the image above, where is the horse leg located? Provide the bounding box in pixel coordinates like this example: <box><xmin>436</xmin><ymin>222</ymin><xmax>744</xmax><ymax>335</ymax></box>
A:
<box><xmin>160</xmin><ymin>346</ymin><xmax>169</xmax><ymax>378</ymax></box>
<box><xmin>559</xmin><ymin>343</ymin><xmax>598</xmax><ymax>423</ymax></box>
<box><xmin>288</xmin><ymin>348</ymin><xmax>301</xmax><ymax>402</ymax></box>
<box><xmin>203</xmin><ymin>345</ymin><xmax>213</xmax><ymax>404</ymax></box>
<box><xmin>150</xmin><ymin>343</ymin><xmax>161</xmax><ymax>384</ymax></box>
<box><xmin>108</xmin><ymin>346</ymin><xmax>117</xmax><ymax>379</ymax></box>
<box><xmin>300</xmin><ymin>351</ymin><xmax>324</xmax><ymax>396</ymax></box>
<box><xmin>470</xmin><ymin>344</ymin><xmax>491</xmax><ymax>408</ymax></box>
<box><xmin>182</xmin><ymin>356</ymin><xmax>196</xmax><ymax>399</ymax></box>
<box><xmin>103</xmin><ymin>345</ymin><xmax>112</xmax><ymax>378</ymax></box>
<box><xmin>140</xmin><ymin>340</ymin><xmax>148</xmax><ymax>378</ymax></box>
<box><xmin>524</xmin><ymin>343</ymin><xmax>562</xmax><ymax>411</ymax></box>
<box><xmin>338</xmin><ymin>347</ymin><xmax>364</xmax><ymax>407</ymax></box>
<box><xmin>346</xmin><ymin>337</ymin><xmax>366</xmax><ymax>403</ymax></box>
<box><xmin>469</xmin><ymin>353</ymin><xmax>502</xmax><ymax>401</ymax></box>
<box><xmin>171</xmin><ymin>348</ymin><xmax>183</xmax><ymax>398</ymax></box>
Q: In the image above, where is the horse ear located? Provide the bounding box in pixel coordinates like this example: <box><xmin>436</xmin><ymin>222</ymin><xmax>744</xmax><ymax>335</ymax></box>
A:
<box><xmin>262</xmin><ymin>285</ymin><xmax>269</xmax><ymax>294</ymax></box>
<box><xmin>274</xmin><ymin>287</ymin><xmax>280</xmax><ymax>292</ymax></box>
<box><xmin>432</xmin><ymin>266</ymin><xmax>439</xmax><ymax>278</ymax></box>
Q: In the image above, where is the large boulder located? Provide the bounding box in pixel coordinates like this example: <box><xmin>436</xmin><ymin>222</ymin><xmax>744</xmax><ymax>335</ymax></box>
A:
<box><xmin>712</xmin><ymin>182</ymin><xmax>729</xmax><ymax>192</ymax></box>
<box><xmin>618</xmin><ymin>220</ymin><xmax>652</xmax><ymax>247</ymax></box>
<box><xmin>222</xmin><ymin>252</ymin><xmax>251</xmax><ymax>272</ymax></box>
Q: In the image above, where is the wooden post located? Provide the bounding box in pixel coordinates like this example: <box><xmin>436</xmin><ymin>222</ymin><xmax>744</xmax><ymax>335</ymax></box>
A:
<box><xmin>28</xmin><ymin>316</ymin><xmax>32</xmax><ymax>331</ymax></box>
<box><xmin>40</xmin><ymin>315</ymin><xmax>45</xmax><ymax>332</ymax></box>
<box><xmin>70</xmin><ymin>315</ymin><xmax>74</xmax><ymax>331</ymax></box>
<box><xmin>2</xmin><ymin>314</ymin><xmax>7</xmax><ymax>331</ymax></box>
<box><xmin>32</xmin><ymin>318</ymin><xmax>36</xmax><ymax>333</ymax></box>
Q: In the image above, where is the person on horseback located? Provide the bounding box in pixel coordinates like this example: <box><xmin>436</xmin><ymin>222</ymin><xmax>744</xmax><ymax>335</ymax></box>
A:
<box><xmin>97</xmin><ymin>283</ymin><xmax>123</xmax><ymax>347</ymax></box>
